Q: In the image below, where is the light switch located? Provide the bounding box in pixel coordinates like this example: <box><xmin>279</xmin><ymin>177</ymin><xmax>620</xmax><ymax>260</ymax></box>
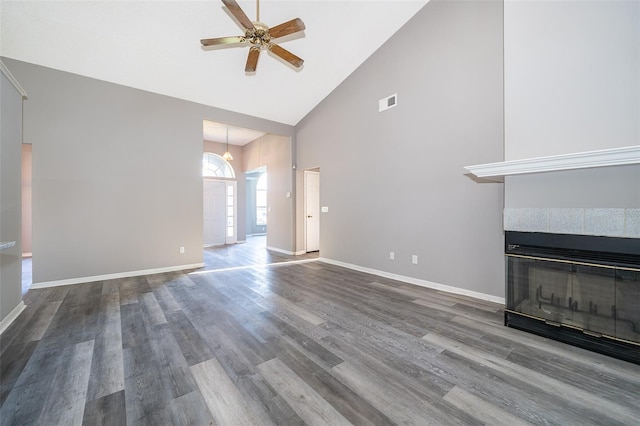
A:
<box><xmin>321</xmin><ymin>206</ymin><xmax>329</xmax><ymax>213</ymax></box>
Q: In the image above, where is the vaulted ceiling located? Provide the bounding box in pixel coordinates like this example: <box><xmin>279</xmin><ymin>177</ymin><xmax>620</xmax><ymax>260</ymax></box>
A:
<box><xmin>1</xmin><ymin>1</ymin><xmax>428</xmax><ymax>126</ymax></box>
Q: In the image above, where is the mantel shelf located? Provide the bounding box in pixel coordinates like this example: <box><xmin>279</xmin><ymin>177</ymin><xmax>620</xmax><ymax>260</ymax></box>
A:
<box><xmin>464</xmin><ymin>145</ymin><xmax>640</xmax><ymax>179</ymax></box>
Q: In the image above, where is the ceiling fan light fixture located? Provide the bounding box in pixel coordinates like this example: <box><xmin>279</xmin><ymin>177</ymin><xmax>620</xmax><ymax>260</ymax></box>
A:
<box><xmin>201</xmin><ymin>0</ymin><xmax>305</xmax><ymax>73</ymax></box>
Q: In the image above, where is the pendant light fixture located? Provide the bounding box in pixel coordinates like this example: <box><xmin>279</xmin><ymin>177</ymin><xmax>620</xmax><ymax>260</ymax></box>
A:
<box><xmin>222</xmin><ymin>128</ymin><xmax>233</xmax><ymax>161</ymax></box>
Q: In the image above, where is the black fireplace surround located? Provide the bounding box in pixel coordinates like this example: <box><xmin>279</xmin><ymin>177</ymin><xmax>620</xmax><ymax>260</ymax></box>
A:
<box><xmin>505</xmin><ymin>231</ymin><xmax>640</xmax><ymax>364</ymax></box>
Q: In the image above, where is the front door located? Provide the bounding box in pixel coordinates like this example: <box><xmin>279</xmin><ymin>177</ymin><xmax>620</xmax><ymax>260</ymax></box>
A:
<box><xmin>203</xmin><ymin>179</ymin><xmax>226</xmax><ymax>246</ymax></box>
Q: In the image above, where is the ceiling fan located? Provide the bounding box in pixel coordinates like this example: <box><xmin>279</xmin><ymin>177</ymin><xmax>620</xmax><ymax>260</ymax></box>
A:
<box><xmin>201</xmin><ymin>0</ymin><xmax>305</xmax><ymax>73</ymax></box>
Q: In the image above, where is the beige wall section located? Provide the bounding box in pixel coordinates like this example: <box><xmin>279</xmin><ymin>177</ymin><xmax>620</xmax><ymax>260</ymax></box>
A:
<box><xmin>295</xmin><ymin>1</ymin><xmax>505</xmax><ymax>298</ymax></box>
<box><xmin>3</xmin><ymin>58</ymin><xmax>294</xmax><ymax>285</ymax></box>
<box><xmin>202</xmin><ymin>140</ymin><xmax>246</xmax><ymax>241</ymax></box>
<box><xmin>504</xmin><ymin>1</ymin><xmax>639</xmax><ymax>160</ymax></box>
<box><xmin>243</xmin><ymin>134</ymin><xmax>294</xmax><ymax>253</ymax></box>
<box><xmin>21</xmin><ymin>144</ymin><xmax>32</xmax><ymax>254</ymax></box>
<box><xmin>1</xmin><ymin>70</ymin><xmax>23</xmax><ymax>324</ymax></box>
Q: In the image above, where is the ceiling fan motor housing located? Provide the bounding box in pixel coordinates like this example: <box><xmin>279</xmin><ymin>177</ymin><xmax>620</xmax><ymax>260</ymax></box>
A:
<box><xmin>244</xmin><ymin>22</ymin><xmax>271</xmax><ymax>47</ymax></box>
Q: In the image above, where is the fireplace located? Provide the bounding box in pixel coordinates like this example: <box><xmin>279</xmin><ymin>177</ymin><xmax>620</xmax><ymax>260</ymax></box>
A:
<box><xmin>505</xmin><ymin>231</ymin><xmax>640</xmax><ymax>364</ymax></box>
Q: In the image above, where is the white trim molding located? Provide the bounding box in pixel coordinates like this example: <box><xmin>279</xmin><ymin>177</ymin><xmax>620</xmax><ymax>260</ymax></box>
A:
<box><xmin>465</xmin><ymin>145</ymin><xmax>640</xmax><ymax>179</ymax></box>
<box><xmin>0</xmin><ymin>60</ymin><xmax>28</xmax><ymax>98</ymax></box>
<box><xmin>0</xmin><ymin>301</ymin><xmax>26</xmax><ymax>335</ymax></box>
<box><xmin>266</xmin><ymin>246</ymin><xmax>295</xmax><ymax>255</ymax></box>
<box><xmin>30</xmin><ymin>263</ymin><xmax>205</xmax><ymax>289</ymax></box>
<box><xmin>318</xmin><ymin>257</ymin><xmax>505</xmax><ymax>305</ymax></box>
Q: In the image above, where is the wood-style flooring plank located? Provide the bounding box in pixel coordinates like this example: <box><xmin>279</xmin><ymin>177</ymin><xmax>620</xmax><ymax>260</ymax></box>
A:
<box><xmin>331</xmin><ymin>360</ymin><xmax>480</xmax><ymax>426</ymax></box>
<box><xmin>191</xmin><ymin>357</ymin><xmax>261</xmax><ymax>425</ymax></box>
<box><xmin>38</xmin><ymin>339</ymin><xmax>95</xmax><ymax>425</ymax></box>
<box><xmin>269</xmin><ymin>336</ymin><xmax>396</xmax><ymax>426</ymax></box>
<box><xmin>82</xmin><ymin>390</ymin><xmax>127</xmax><ymax>426</ymax></box>
<box><xmin>86</xmin><ymin>291</ymin><xmax>125</xmax><ymax>402</ymax></box>
<box><xmin>442</xmin><ymin>385</ymin><xmax>534</xmax><ymax>426</ymax></box>
<box><xmin>257</xmin><ymin>357</ymin><xmax>352</xmax><ymax>426</ymax></box>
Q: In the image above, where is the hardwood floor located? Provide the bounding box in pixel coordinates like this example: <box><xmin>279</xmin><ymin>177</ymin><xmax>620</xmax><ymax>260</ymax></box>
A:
<box><xmin>203</xmin><ymin>235</ymin><xmax>318</xmax><ymax>271</ymax></box>
<box><xmin>2</xmin><ymin>252</ymin><xmax>640</xmax><ymax>425</ymax></box>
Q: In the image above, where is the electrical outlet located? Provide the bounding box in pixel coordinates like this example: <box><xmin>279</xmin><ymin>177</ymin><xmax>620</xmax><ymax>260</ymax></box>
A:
<box><xmin>412</xmin><ymin>255</ymin><xmax>418</xmax><ymax>264</ymax></box>
<box><xmin>389</xmin><ymin>251</ymin><xmax>395</xmax><ymax>260</ymax></box>
<box><xmin>179</xmin><ymin>247</ymin><xmax>185</xmax><ymax>254</ymax></box>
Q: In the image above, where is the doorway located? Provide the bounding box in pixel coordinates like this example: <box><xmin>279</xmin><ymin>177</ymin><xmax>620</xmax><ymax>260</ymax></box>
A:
<box><xmin>202</xmin><ymin>152</ymin><xmax>237</xmax><ymax>246</ymax></box>
<box><xmin>245</xmin><ymin>168</ymin><xmax>267</xmax><ymax>239</ymax></box>
<box><xmin>304</xmin><ymin>170</ymin><xmax>320</xmax><ymax>252</ymax></box>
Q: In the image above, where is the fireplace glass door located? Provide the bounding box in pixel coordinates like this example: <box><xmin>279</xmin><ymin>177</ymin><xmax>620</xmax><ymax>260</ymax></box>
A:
<box><xmin>506</xmin><ymin>256</ymin><xmax>635</xmax><ymax>341</ymax></box>
<box><xmin>615</xmin><ymin>269</ymin><xmax>640</xmax><ymax>343</ymax></box>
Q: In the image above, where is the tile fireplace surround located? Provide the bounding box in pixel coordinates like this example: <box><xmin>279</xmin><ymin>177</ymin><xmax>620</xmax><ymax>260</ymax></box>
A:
<box><xmin>504</xmin><ymin>208</ymin><xmax>640</xmax><ymax>238</ymax></box>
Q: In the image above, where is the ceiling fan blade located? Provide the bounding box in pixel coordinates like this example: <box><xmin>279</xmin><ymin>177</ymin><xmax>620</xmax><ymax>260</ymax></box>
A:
<box><xmin>269</xmin><ymin>43</ymin><xmax>304</xmax><ymax>68</ymax></box>
<box><xmin>222</xmin><ymin>0</ymin><xmax>255</xmax><ymax>29</ymax></box>
<box><xmin>245</xmin><ymin>47</ymin><xmax>260</xmax><ymax>72</ymax></box>
<box><xmin>201</xmin><ymin>36</ymin><xmax>245</xmax><ymax>46</ymax></box>
<box><xmin>269</xmin><ymin>18</ymin><xmax>305</xmax><ymax>39</ymax></box>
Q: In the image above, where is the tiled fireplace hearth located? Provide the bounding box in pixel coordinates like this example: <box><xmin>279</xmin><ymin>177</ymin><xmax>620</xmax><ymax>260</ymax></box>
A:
<box><xmin>504</xmin><ymin>229</ymin><xmax>640</xmax><ymax>364</ymax></box>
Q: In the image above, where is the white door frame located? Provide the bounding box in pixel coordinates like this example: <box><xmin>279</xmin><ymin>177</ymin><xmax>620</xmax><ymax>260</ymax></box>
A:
<box><xmin>225</xmin><ymin>180</ymin><xmax>237</xmax><ymax>244</ymax></box>
<box><xmin>304</xmin><ymin>170</ymin><xmax>320</xmax><ymax>253</ymax></box>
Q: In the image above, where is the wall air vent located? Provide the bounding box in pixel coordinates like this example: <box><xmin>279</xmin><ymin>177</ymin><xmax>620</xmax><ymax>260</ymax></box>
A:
<box><xmin>378</xmin><ymin>93</ymin><xmax>397</xmax><ymax>112</ymax></box>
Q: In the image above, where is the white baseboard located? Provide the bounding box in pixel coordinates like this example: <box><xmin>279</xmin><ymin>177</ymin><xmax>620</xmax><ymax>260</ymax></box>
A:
<box><xmin>0</xmin><ymin>301</ymin><xmax>26</xmax><ymax>335</ymax></box>
<box><xmin>294</xmin><ymin>250</ymin><xmax>307</xmax><ymax>255</ymax></box>
<box><xmin>266</xmin><ymin>246</ymin><xmax>295</xmax><ymax>255</ymax></box>
<box><xmin>318</xmin><ymin>257</ymin><xmax>505</xmax><ymax>305</ymax></box>
<box><xmin>30</xmin><ymin>263</ymin><xmax>206</xmax><ymax>289</ymax></box>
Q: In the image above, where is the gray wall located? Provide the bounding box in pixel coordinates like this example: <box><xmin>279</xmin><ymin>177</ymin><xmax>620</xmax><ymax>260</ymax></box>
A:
<box><xmin>505</xmin><ymin>166</ymin><xmax>640</xmax><ymax>208</ymax></box>
<box><xmin>1</xmin><ymin>70</ymin><xmax>23</xmax><ymax>323</ymax></box>
<box><xmin>3</xmin><ymin>58</ymin><xmax>294</xmax><ymax>284</ymax></box>
<box><xmin>504</xmin><ymin>0</ymin><xmax>639</xmax><ymax>160</ymax></box>
<box><xmin>243</xmin><ymin>134</ymin><xmax>294</xmax><ymax>253</ymax></box>
<box><xmin>295</xmin><ymin>1</ymin><xmax>505</xmax><ymax>298</ymax></box>
<box><xmin>503</xmin><ymin>1</ymin><xmax>640</xmax><ymax>222</ymax></box>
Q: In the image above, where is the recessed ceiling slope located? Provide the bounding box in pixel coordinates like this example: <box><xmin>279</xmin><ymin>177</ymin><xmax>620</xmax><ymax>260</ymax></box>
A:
<box><xmin>0</xmin><ymin>1</ymin><xmax>428</xmax><ymax>125</ymax></box>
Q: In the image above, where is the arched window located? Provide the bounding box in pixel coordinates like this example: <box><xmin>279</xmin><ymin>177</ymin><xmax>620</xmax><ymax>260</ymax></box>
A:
<box><xmin>256</xmin><ymin>173</ymin><xmax>267</xmax><ymax>226</ymax></box>
<box><xmin>203</xmin><ymin>152</ymin><xmax>235</xmax><ymax>178</ymax></box>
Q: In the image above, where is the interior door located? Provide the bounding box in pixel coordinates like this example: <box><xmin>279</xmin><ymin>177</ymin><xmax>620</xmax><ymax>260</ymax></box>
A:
<box><xmin>305</xmin><ymin>171</ymin><xmax>320</xmax><ymax>252</ymax></box>
<box><xmin>203</xmin><ymin>179</ymin><xmax>226</xmax><ymax>246</ymax></box>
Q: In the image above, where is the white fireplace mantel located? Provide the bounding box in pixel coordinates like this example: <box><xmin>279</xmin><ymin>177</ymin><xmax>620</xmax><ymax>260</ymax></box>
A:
<box><xmin>464</xmin><ymin>145</ymin><xmax>640</xmax><ymax>179</ymax></box>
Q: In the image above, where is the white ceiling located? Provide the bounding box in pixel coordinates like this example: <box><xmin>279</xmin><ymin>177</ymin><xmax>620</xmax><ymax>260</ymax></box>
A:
<box><xmin>0</xmin><ymin>0</ymin><xmax>428</xmax><ymax>126</ymax></box>
<box><xmin>203</xmin><ymin>119</ymin><xmax>266</xmax><ymax>145</ymax></box>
